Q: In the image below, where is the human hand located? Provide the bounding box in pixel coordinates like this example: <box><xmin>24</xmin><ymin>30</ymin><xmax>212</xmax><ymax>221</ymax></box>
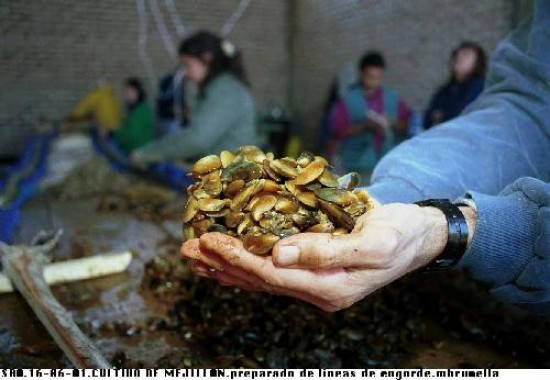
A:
<box><xmin>181</xmin><ymin>203</ymin><xmax>474</xmax><ymax>311</ymax></box>
<box><xmin>377</xmin><ymin>114</ymin><xmax>392</xmax><ymax>130</ymax></box>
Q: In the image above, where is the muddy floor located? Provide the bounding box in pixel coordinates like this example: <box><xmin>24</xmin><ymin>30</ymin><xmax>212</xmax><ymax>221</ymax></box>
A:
<box><xmin>1</xmin><ymin>182</ymin><xmax>549</xmax><ymax>368</ymax></box>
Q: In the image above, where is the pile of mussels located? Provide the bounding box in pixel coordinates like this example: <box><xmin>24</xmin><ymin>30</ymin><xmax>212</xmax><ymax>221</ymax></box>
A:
<box><xmin>182</xmin><ymin>146</ymin><xmax>375</xmax><ymax>255</ymax></box>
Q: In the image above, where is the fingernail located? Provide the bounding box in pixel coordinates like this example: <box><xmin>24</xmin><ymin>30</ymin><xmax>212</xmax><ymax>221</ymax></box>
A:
<box><xmin>276</xmin><ymin>246</ymin><xmax>300</xmax><ymax>266</ymax></box>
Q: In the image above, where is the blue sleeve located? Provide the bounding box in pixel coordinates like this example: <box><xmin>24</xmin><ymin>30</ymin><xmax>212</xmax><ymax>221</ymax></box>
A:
<box><xmin>459</xmin><ymin>178</ymin><xmax>550</xmax><ymax>313</ymax></box>
<box><xmin>366</xmin><ymin>0</ymin><xmax>550</xmax><ymax>311</ymax></box>
<box><xmin>134</xmin><ymin>79</ymin><xmax>252</xmax><ymax>163</ymax></box>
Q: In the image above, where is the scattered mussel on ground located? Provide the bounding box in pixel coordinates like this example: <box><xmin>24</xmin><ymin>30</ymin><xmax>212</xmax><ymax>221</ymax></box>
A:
<box><xmin>182</xmin><ymin>146</ymin><xmax>376</xmax><ymax>254</ymax></box>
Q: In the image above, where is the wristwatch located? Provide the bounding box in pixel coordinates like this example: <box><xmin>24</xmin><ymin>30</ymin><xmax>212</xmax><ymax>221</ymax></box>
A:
<box><xmin>415</xmin><ymin>199</ymin><xmax>470</xmax><ymax>271</ymax></box>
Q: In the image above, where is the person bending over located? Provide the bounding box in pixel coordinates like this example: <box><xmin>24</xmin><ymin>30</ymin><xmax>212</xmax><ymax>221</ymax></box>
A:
<box><xmin>132</xmin><ymin>31</ymin><xmax>257</xmax><ymax>166</ymax></box>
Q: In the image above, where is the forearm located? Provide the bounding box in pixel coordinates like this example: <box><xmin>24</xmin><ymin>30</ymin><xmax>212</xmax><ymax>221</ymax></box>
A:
<box><xmin>133</xmin><ymin>129</ymin><xmax>202</xmax><ymax>164</ymax></box>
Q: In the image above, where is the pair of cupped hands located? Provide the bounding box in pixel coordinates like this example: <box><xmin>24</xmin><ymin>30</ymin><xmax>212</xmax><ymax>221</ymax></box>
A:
<box><xmin>181</xmin><ymin>201</ymin><xmax>457</xmax><ymax>312</ymax></box>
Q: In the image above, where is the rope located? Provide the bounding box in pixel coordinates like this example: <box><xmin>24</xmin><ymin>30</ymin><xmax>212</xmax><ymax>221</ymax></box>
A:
<box><xmin>148</xmin><ymin>0</ymin><xmax>178</xmax><ymax>58</ymax></box>
<box><xmin>220</xmin><ymin>0</ymin><xmax>253</xmax><ymax>37</ymax></box>
<box><xmin>163</xmin><ymin>0</ymin><xmax>187</xmax><ymax>37</ymax></box>
<box><xmin>133</xmin><ymin>0</ymin><xmax>252</xmax><ymax>88</ymax></box>
<box><xmin>134</xmin><ymin>0</ymin><xmax>157</xmax><ymax>88</ymax></box>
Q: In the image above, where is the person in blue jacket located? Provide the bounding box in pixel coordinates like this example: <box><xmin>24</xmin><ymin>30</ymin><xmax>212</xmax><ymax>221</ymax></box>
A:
<box><xmin>423</xmin><ymin>41</ymin><xmax>487</xmax><ymax>129</ymax></box>
<box><xmin>182</xmin><ymin>0</ymin><xmax>550</xmax><ymax>314</ymax></box>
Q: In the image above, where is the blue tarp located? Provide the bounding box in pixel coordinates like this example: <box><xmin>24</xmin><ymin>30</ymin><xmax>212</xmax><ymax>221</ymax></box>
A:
<box><xmin>0</xmin><ymin>134</ymin><xmax>51</xmax><ymax>243</ymax></box>
<box><xmin>90</xmin><ymin>130</ymin><xmax>193</xmax><ymax>192</ymax></box>
<box><xmin>0</xmin><ymin>130</ymin><xmax>192</xmax><ymax>243</ymax></box>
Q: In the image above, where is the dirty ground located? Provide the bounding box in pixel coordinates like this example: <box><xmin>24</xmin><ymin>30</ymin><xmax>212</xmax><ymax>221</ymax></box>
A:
<box><xmin>1</xmin><ymin>164</ymin><xmax>549</xmax><ymax>368</ymax></box>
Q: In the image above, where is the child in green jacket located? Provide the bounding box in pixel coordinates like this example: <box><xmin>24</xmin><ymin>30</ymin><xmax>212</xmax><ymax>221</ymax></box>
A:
<box><xmin>113</xmin><ymin>77</ymin><xmax>155</xmax><ymax>154</ymax></box>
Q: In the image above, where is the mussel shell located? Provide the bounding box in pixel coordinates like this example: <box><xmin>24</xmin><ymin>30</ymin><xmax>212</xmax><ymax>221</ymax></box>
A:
<box><xmin>271</xmin><ymin>226</ymin><xmax>300</xmax><ymax>238</ymax></box>
<box><xmin>251</xmin><ymin>195</ymin><xmax>278</xmax><ymax>221</ymax></box>
<box><xmin>307</xmin><ymin>222</ymin><xmax>334</xmax><ymax>233</ymax></box>
<box><xmin>225</xmin><ymin>211</ymin><xmax>245</xmax><ymax>228</ymax></box>
<box><xmin>344</xmin><ymin>201</ymin><xmax>366</xmax><ymax>217</ymax></box>
<box><xmin>269</xmin><ymin>159</ymin><xmax>298</xmax><ymax>178</ymax></box>
<box><xmin>274</xmin><ymin>196</ymin><xmax>299</xmax><ymax>214</ymax></box>
<box><xmin>284</xmin><ymin>179</ymin><xmax>299</xmax><ymax>196</ymax></box>
<box><xmin>354</xmin><ymin>189</ymin><xmax>376</xmax><ymax>211</ymax></box>
<box><xmin>318</xmin><ymin>199</ymin><xmax>355</xmax><ymax>231</ymax></box>
<box><xmin>220</xmin><ymin>150</ymin><xmax>236</xmax><ymax>168</ymax></box>
<box><xmin>193</xmin><ymin>189</ymin><xmax>211</xmax><ymax>199</ymax></box>
<box><xmin>294</xmin><ymin>159</ymin><xmax>326</xmax><ymax>185</ymax></box>
<box><xmin>186</xmin><ymin>182</ymin><xmax>201</xmax><ymax>198</ymax></box>
<box><xmin>221</xmin><ymin>160</ymin><xmax>263</xmax><ymax>182</ymax></box>
<box><xmin>192</xmin><ymin>219</ymin><xmax>213</xmax><ymax>236</ymax></box>
<box><xmin>204</xmin><ymin>209</ymin><xmax>229</xmax><ymax>218</ymax></box>
<box><xmin>238</xmin><ymin>146</ymin><xmax>266</xmax><ymax>164</ymax></box>
<box><xmin>297</xmin><ymin>151</ymin><xmax>315</xmax><ymax>167</ymax></box>
<box><xmin>192</xmin><ymin>155</ymin><xmax>222</xmax><ymax>175</ymax></box>
<box><xmin>314</xmin><ymin>156</ymin><xmax>329</xmax><ymax>166</ymax></box>
<box><xmin>296</xmin><ymin>191</ymin><xmax>318</xmax><ymax>208</ymax></box>
<box><xmin>182</xmin><ymin>197</ymin><xmax>199</xmax><ymax>223</ymax></box>
<box><xmin>197</xmin><ymin>198</ymin><xmax>231</xmax><ymax>212</ymax></box>
<box><xmin>251</xmin><ymin>226</ymin><xmax>269</xmax><ymax>235</ymax></box>
<box><xmin>291</xmin><ymin>211</ymin><xmax>319</xmax><ymax>228</ymax></box>
<box><xmin>243</xmin><ymin>233</ymin><xmax>280</xmax><ymax>255</ymax></box>
<box><xmin>337</xmin><ymin>172</ymin><xmax>361</xmax><ymax>190</ymax></box>
<box><xmin>237</xmin><ymin>213</ymin><xmax>254</xmax><ymax>234</ymax></box>
<box><xmin>263</xmin><ymin>179</ymin><xmax>281</xmax><ymax>192</ymax></box>
<box><xmin>202</xmin><ymin>170</ymin><xmax>222</xmax><ymax>196</ymax></box>
<box><xmin>185</xmin><ymin>147</ymin><xmax>366</xmax><ymax>250</ymax></box>
<box><xmin>224</xmin><ymin>179</ymin><xmax>246</xmax><ymax>198</ymax></box>
<box><xmin>263</xmin><ymin>159</ymin><xmax>282</xmax><ymax>181</ymax></box>
<box><xmin>314</xmin><ymin>188</ymin><xmax>357</xmax><ymax>206</ymax></box>
<box><xmin>318</xmin><ymin>169</ymin><xmax>339</xmax><ymax>188</ymax></box>
<box><xmin>306</xmin><ymin>183</ymin><xmax>323</xmax><ymax>191</ymax></box>
<box><xmin>230</xmin><ymin>179</ymin><xmax>265</xmax><ymax>212</ymax></box>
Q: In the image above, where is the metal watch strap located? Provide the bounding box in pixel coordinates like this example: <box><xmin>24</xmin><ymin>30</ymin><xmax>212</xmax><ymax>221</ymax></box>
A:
<box><xmin>415</xmin><ymin>199</ymin><xmax>469</xmax><ymax>271</ymax></box>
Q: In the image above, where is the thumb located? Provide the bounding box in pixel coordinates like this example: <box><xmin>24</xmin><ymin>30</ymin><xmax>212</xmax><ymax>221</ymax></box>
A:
<box><xmin>272</xmin><ymin>232</ymin><xmax>365</xmax><ymax>269</ymax></box>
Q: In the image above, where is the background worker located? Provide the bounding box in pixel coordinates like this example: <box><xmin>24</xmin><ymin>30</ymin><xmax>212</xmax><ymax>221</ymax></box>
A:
<box><xmin>132</xmin><ymin>31</ymin><xmax>257</xmax><ymax>166</ymax></box>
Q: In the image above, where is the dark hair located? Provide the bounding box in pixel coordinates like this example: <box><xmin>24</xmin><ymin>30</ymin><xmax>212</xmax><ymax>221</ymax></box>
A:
<box><xmin>359</xmin><ymin>51</ymin><xmax>386</xmax><ymax>71</ymax></box>
<box><xmin>125</xmin><ymin>77</ymin><xmax>146</xmax><ymax>104</ymax></box>
<box><xmin>450</xmin><ymin>41</ymin><xmax>487</xmax><ymax>81</ymax></box>
<box><xmin>179</xmin><ymin>31</ymin><xmax>247</xmax><ymax>90</ymax></box>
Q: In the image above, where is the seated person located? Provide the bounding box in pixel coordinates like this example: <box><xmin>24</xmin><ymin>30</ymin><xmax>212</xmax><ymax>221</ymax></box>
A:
<box><xmin>330</xmin><ymin>51</ymin><xmax>412</xmax><ymax>175</ymax></box>
<box><xmin>132</xmin><ymin>31</ymin><xmax>257</xmax><ymax>166</ymax></box>
<box><xmin>64</xmin><ymin>83</ymin><xmax>122</xmax><ymax>134</ymax></box>
<box><xmin>424</xmin><ymin>41</ymin><xmax>486</xmax><ymax>129</ymax></box>
<box><xmin>113</xmin><ymin>77</ymin><xmax>155</xmax><ymax>154</ymax></box>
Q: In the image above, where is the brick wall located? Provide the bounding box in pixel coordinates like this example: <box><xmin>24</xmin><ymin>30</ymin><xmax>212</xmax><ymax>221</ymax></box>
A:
<box><xmin>0</xmin><ymin>0</ymin><xmax>290</xmax><ymax>156</ymax></box>
<box><xmin>0</xmin><ymin>0</ymin><xmax>517</xmax><ymax>155</ymax></box>
<box><xmin>291</xmin><ymin>0</ymin><xmax>514</xmax><ymax>148</ymax></box>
